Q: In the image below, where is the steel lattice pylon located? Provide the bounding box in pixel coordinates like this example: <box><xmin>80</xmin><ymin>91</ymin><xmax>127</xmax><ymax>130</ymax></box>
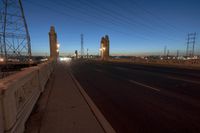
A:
<box><xmin>186</xmin><ymin>32</ymin><xmax>196</xmax><ymax>57</ymax></box>
<box><xmin>0</xmin><ymin>0</ymin><xmax>31</xmax><ymax>63</ymax></box>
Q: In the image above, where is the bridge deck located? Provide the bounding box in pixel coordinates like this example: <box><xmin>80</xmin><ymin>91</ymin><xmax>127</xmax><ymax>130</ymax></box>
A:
<box><xmin>25</xmin><ymin>62</ymin><xmax>105</xmax><ymax>133</ymax></box>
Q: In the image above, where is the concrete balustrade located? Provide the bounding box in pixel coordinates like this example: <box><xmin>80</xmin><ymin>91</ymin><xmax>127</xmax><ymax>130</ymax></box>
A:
<box><xmin>38</xmin><ymin>61</ymin><xmax>54</xmax><ymax>92</ymax></box>
<box><xmin>0</xmin><ymin>61</ymin><xmax>55</xmax><ymax>133</ymax></box>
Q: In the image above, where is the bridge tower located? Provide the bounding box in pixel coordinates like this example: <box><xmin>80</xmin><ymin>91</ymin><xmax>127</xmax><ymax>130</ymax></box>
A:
<box><xmin>0</xmin><ymin>0</ymin><xmax>32</xmax><ymax>63</ymax></box>
<box><xmin>100</xmin><ymin>35</ymin><xmax>110</xmax><ymax>60</ymax></box>
<box><xmin>49</xmin><ymin>26</ymin><xmax>59</xmax><ymax>60</ymax></box>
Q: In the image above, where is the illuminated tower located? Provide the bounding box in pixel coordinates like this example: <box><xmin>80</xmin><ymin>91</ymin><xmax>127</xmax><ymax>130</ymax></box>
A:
<box><xmin>100</xmin><ymin>35</ymin><xmax>110</xmax><ymax>60</ymax></box>
<box><xmin>49</xmin><ymin>26</ymin><xmax>59</xmax><ymax>60</ymax></box>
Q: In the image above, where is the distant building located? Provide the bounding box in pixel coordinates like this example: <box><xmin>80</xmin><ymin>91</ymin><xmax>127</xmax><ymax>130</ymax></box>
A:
<box><xmin>49</xmin><ymin>26</ymin><xmax>59</xmax><ymax>60</ymax></box>
<box><xmin>100</xmin><ymin>35</ymin><xmax>110</xmax><ymax>60</ymax></box>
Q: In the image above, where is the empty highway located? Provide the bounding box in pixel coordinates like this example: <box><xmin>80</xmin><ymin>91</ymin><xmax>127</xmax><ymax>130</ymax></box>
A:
<box><xmin>70</xmin><ymin>60</ymin><xmax>200</xmax><ymax>133</ymax></box>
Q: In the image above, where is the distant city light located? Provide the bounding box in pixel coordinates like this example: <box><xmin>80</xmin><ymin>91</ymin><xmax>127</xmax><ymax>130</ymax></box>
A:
<box><xmin>0</xmin><ymin>57</ymin><xmax>4</xmax><ymax>62</ymax></box>
<box><xmin>59</xmin><ymin>57</ymin><xmax>71</xmax><ymax>62</ymax></box>
<box><xmin>40</xmin><ymin>58</ymin><xmax>48</xmax><ymax>62</ymax></box>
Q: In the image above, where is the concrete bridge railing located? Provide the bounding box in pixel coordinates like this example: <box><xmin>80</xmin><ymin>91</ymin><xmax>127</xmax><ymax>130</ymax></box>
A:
<box><xmin>0</xmin><ymin>60</ymin><xmax>55</xmax><ymax>133</ymax></box>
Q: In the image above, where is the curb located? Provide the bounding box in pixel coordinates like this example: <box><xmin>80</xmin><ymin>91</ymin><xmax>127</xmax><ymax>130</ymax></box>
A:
<box><xmin>68</xmin><ymin>69</ymin><xmax>116</xmax><ymax>133</ymax></box>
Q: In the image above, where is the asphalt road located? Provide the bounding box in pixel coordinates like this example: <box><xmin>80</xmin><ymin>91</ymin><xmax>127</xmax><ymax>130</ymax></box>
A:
<box><xmin>70</xmin><ymin>60</ymin><xmax>200</xmax><ymax>133</ymax></box>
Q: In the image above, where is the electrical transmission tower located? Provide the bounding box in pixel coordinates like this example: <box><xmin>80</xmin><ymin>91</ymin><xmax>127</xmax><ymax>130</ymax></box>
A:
<box><xmin>81</xmin><ymin>34</ymin><xmax>84</xmax><ymax>58</ymax></box>
<box><xmin>0</xmin><ymin>0</ymin><xmax>31</xmax><ymax>63</ymax></box>
<box><xmin>163</xmin><ymin>45</ymin><xmax>167</xmax><ymax>57</ymax></box>
<box><xmin>186</xmin><ymin>32</ymin><xmax>196</xmax><ymax>57</ymax></box>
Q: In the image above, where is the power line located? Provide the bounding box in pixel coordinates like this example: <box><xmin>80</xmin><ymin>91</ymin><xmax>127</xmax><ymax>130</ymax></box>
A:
<box><xmin>126</xmin><ymin>0</ymin><xmax>185</xmax><ymax>33</ymax></box>
<box><xmin>47</xmin><ymin>0</ymin><xmax>154</xmax><ymax>40</ymax></box>
<box><xmin>24</xmin><ymin>0</ymin><xmax>191</xmax><ymax>54</ymax></box>
<box><xmin>24</xmin><ymin>0</ymin><xmax>153</xmax><ymax>41</ymax></box>
<box><xmin>78</xmin><ymin>0</ymin><xmax>184</xmax><ymax>41</ymax></box>
<box><xmin>80</xmin><ymin>0</ymin><xmax>182</xmax><ymax>41</ymax></box>
<box><xmin>47</xmin><ymin>0</ymin><xmax>183</xmax><ymax>42</ymax></box>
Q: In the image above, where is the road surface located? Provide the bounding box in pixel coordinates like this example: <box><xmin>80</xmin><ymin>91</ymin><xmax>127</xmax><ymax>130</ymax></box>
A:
<box><xmin>70</xmin><ymin>60</ymin><xmax>200</xmax><ymax>133</ymax></box>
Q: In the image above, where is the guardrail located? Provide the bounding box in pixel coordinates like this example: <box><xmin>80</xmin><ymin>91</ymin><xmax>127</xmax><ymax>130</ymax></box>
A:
<box><xmin>108</xmin><ymin>58</ymin><xmax>200</xmax><ymax>66</ymax></box>
<box><xmin>0</xmin><ymin>60</ymin><xmax>55</xmax><ymax>133</ymax></box>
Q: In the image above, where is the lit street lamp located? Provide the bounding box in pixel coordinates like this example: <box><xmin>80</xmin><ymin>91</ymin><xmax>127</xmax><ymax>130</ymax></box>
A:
<box><xmin>99</xmin><ymin>47</ymin><xmax>106</xmax><ymax>60</ymax></box>
<box><xmin>56</xmin><ymin>43</ymin><xmax>60</xmax><ymax>60</ymax></box>
<box><xmin>56</xmin><ymin>43</ymin><xmax>60</xmax><ymax>53</ymax></box>
<box><xmin>0</xmin><ymin>57</ymin><xmax>4</xmax><ymax>62</ymax></box>
<box><xmin>57</xmin><ymin>43</ymin><xmax>60</xmax><ymax>48</ymax></box>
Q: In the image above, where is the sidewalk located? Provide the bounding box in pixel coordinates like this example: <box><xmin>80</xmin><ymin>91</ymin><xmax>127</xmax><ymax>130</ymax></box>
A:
<box><xmin>25</xmin><ymin>62</ymin><xmax>106</xmax><ymax>133</ymax></box>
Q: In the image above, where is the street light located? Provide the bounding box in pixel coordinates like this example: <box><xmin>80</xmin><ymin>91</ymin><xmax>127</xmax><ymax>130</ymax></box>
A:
<box><xmin>99</xmin><ymin>47</ymin><xmax>106</xmax><ymax>60</ymax></box>
<box><xmin>56</xmin><ymin>43</ymin><xmax>60</xmax><ymax>60</ymax></box>
<box><xmin>56</xmin><ymin>43</ymin><xmax>60</xmax><ymax>54</ymax></box>
<box><xmin>0</xmin><ymin>57</ymin><xmax>4</xmax><ymax>62</ymax></box>
<box><xmin>57</xmin><ymin>43</ymin><xmax>60</xmax><ymax>48</ymax></box>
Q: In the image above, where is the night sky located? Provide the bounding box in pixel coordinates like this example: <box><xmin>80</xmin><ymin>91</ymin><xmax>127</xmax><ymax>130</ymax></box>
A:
<box><xmin>23</xmin><ymin>0</ymin><xmax>200</xmax><ymax>56</ymax></box>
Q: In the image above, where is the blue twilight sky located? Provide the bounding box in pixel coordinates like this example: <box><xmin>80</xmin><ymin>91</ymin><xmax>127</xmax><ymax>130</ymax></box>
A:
<box><xmin>23</xmin><ymin>0</ymin><xmax>200</xmax><ymax>56</ymax></box>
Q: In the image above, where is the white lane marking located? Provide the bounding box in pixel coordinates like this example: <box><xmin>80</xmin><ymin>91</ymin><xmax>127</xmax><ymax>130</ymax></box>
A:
<box><xmin>115</xmin><ymin>66</ymin><xmax>129</xmax><ymax>70</ymax></box>
<box><xmin>166</xmin><ymin>76</ymin><xmax>200</xmax><ymax>84</ymax></box>
<box><xmin>116</xmin><ymin>66</ymin><xmax>200</xmax><ymax>85</ymax></box>
<box><xmin>94</xmin><ymin>68</ymin><xmax>103</xmax><ymax>73</ymax></box>
<box><xmin>95</xmin><ymin>64</ymin><xmax>102</xmax><ymax>66</ymax></box>
<box><xmin>129</xmin><ymin>80</ymin><xmax>160</xmax><ymax>92</ymax></box>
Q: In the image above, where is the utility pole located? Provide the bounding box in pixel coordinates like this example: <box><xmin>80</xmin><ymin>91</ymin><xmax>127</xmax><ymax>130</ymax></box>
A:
<box><xmin>81</xmin><ymin>34</ymin><xmax>84</xmax><ymax>58</ymax></box>
<box><xmin>164</xmin><ymin>45</ymin><xmax>167</xmax><ymax>57</ymax></box>
<box><xmin>192</xmin><ymin>32</ymin><xmax>196</xmax><ymax>57</ymax></box>
<box><xmin>186</xmin><ymin>34</ymin><xmax>189</xmax><ymax>57</ymax></box>
<box><xmin>87</xmin><ymin>48</ymin><xmax>89</xmax><ymax>59</ymax></box>
<box><xmin>167</xmin><ymin>50</ymin><xmax>170</xmax><ymax>58</ymax></box>
<box><xmin>186</xmin><ymin>32</ymin><xmax>196</xmax><ymax>57</ymax></box>
<box><xmin>176</xmin><ymin>50</ymin><xmax>179</xmax><ymax>58</ymax></box>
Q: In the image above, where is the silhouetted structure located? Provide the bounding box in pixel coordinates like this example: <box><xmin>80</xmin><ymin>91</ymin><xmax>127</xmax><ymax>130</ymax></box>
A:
<box><xmin>0</xmin><ymin>0</ymin><xmax>31</xmax><ymax>62</ymax></box>
<box><xmin>164</xmin><ymin>46</ymin><xmax>167</xmax><ymax>56</ymax></box>
<box><xmin>186</xmin><ymin>32</ymin><xmax>196</xmax><ymax>57</ymax></box>
<box><xmin>49</xmin><ymin>26</ymin><xmax>59</xmax><ymax>60</ymax></box>
<box><xmin>81</xmin><ymin>34</ymin><xmax>84</xmax><ymax>58</ymax></box>
<box><xmin>75</xmin><ymin>50</ymin><xmax>78</xmax><ymax>59</ymax></box>
<box><xmin>100</xmin><ymin>35</ymin><xmax>110</xmax><ymax>60</ymax></box>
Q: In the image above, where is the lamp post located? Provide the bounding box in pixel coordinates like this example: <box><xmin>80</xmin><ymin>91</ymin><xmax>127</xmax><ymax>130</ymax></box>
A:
<box><xmin>0</xmin><ymin>57</ymin><xmax>4</xmax><ymax>62</ymax></box>
<box><xmin>57</xmin><ymin>43</ymin><xmax>60</xmax><ymax>49</ymax></box>
<box><xmin>56</xmin><ymin>43</ymin><xmax>60</xmax><ymax>60</ymax></box>
<box><xmin>87</xmin><ymin>48</ymin><xmax>89</xmax><ymax>59</ymax></box>
<box><xmin>99</xmin><ymin>47</ymin><xmax>106</xmax><ymax>60</ymax></box>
